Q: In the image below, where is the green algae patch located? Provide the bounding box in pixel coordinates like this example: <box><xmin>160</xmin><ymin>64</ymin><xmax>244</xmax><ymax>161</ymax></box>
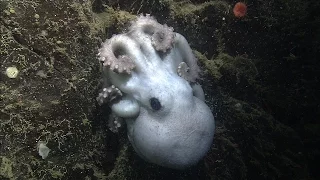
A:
<box><xmin>196</xmin><ymin>51</ymin><xmax>233</xmax><ymax>81</ymax></box>
<box><xmin>0</xmin><ymin>157</ymin><xmax>14</xmax><ymax>179</ymax></box>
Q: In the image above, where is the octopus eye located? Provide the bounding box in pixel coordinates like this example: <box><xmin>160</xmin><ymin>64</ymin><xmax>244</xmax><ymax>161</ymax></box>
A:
<box><xmin>150</xmin><ymin>97</ymin><xmax>161</xmax><ymax>111</ymax></box>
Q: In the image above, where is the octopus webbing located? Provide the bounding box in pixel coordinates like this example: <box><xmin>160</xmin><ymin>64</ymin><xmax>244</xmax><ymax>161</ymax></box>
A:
<box><xmin>97</xmin><ymin>15</ymin><xmax>215</xmax><ymax>169</ymax></box>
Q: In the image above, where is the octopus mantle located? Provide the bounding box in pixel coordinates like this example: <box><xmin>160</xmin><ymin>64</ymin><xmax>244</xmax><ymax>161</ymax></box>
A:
<box><xmin>97</xmin><ymin>15</ymin><xmax>215</xmax><ymax>169</ymax></box>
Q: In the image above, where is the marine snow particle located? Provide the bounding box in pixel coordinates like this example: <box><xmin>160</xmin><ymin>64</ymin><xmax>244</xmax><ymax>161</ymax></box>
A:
<box><xmin>37</xmin><ymin>141</ymin><xmax>50</xmax><ymax>159</ymax></box>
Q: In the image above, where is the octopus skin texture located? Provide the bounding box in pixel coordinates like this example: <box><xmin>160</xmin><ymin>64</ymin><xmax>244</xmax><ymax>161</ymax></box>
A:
<box><xmin>97</xmin><ymin>15</ymin><xmax>215</xmax><ymax>169</ymax></box>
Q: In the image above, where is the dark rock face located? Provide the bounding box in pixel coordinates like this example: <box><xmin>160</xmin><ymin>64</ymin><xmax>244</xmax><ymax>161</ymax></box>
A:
<box><xmin>1</xmin><ymin>0</ymin><xmax>114</xmax><ymax>179</ymax></box>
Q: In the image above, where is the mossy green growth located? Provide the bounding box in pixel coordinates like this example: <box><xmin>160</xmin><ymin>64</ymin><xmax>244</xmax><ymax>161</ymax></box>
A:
<box><xmin>0</xmin><ymin>156</ymin><xmax>14</xmax><ymax>179</ymax></box>
<box><xmin>195</xmin><ymin>51</ymin><xmax>233</xmax><ymax>81</ymax></box>
<box><xmin>107</xmin><ymin>144</ymin><xmax>133</xmax><ymax>179</ymax></box>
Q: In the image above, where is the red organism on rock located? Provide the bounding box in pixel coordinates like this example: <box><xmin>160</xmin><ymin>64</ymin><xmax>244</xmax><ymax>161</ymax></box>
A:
<box><xmin>233</xmin><ymin>2</ymin><xmax>247</xmax><ymax>18</ymax></box>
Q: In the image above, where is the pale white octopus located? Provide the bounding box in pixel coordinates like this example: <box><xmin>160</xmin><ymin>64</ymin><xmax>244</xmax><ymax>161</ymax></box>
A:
<box><xmin>97</xmin><ymin>15</ymin><xmax>215</xmax><ymax>169</ymax></box>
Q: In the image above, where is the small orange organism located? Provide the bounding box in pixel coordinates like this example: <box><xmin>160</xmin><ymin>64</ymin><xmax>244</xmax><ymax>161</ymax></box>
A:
<box><xmin>233</xmin><ymin>2</ymin><xmax>247</xmax><ymax>18</ymax></box>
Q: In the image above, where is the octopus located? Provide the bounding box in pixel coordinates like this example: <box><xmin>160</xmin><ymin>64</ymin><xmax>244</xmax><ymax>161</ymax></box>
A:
<box><xmin>97</xmin><ymin>15</ymin><xmax>215</xmax><ymax>169</ymax></box>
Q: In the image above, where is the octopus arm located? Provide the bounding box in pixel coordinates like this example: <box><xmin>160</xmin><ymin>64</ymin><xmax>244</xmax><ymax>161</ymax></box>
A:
<box><xmin>111</xmin><ymin>95</ymin><xmax>140</xmax><ymax>118</ymax></box>
<box><xmin>191</xmin><ymin>83</ymin><xmax>205</xmax><ymax>101</ymax></box>
<box><xmin>174</xmin><ymin>34</ymin><xmax>201</xmax><ymax>82</ymax></box>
